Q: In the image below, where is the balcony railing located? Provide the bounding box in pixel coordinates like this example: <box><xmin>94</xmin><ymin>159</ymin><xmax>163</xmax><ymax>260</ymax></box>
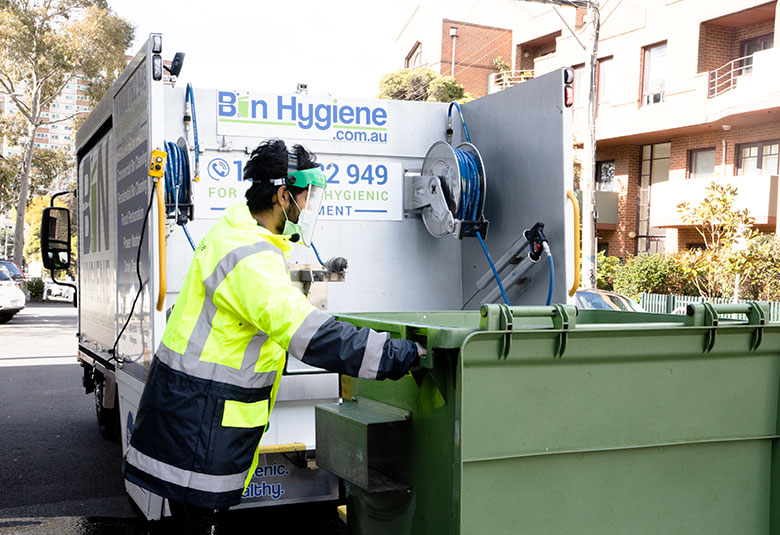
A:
<box><xmin>708</xmin><ymin>54</ymin><xmax>754</xmax><ymax>98</ymax></box>
<box><xmin>487</xmin><ymin>70</ymin><xmax>534</xmax><ymax>93</ymax></box>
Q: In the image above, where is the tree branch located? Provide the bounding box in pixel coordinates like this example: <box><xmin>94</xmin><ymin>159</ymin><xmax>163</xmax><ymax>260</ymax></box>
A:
<box><xmin>43</xmin><ymin>110</ymin><xmax>83</xmax><ymax>125</ymax></box>
<box><xmin>40</xmin><ymin>72</ymin><xmax>77</xmax><ymax>108</ymax></box>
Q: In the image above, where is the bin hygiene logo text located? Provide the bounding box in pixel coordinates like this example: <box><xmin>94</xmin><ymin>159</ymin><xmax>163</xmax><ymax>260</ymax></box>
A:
<box><xmin>217</xmin><ymin>91</ymin><xmax>388</xmax><ymax>144</ymax></box>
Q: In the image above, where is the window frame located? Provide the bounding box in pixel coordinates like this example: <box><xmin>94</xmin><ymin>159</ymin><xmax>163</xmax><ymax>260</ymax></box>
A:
<box><xmin>405</xmin><ymin>42</ymin><xmax>423</xmax><ymax>69</ymax></box>
<box><xmin>595</xmin><ymin>159</ymin><xmax>617</xmax><ymax>192</ymax></box>
<box><xmin>641</xmin><ymin>41</ymin><xmax>667</xmax><ymax>106</ymax></box>
<box><xmin>736</xmin><ymin>139</ymin><xmax>780</xmax><ymax>176</ymax></box>
<box><xmin>687</xmin><ymin>147</ymin><xmax>716</xmax><ymax>179</ymax></box>
<box><xmin>596</xmin><ymin>56</ymin><xmax>614</xmax><ymax>116</ymax></box>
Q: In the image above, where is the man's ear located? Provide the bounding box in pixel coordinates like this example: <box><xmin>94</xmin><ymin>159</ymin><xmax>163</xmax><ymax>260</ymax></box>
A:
<box><xmin>276</xmin><ymin>185</ymin><xmax>288</xmax><ymax>204</ymax></box>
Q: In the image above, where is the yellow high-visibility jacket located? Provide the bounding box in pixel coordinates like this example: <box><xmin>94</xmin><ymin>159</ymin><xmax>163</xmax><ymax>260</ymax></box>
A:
<box><xmin>123</xmin><ymin>202</ymin><xmax>418</xmax><ymax>508</ymax></box>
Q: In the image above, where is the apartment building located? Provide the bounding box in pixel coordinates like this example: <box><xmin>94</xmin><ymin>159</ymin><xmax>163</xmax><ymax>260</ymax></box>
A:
<box><xmin>398</xmin><ymin>0</ymin><xmax>780</xmax><ymax>258</ymax></box>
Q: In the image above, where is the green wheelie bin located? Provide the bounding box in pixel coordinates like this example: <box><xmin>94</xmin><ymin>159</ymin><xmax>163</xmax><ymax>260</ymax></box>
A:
<box><xmin>316</xmin><ymin>303</ymin><xmax>780</xmax><ymax>534</ymax></box>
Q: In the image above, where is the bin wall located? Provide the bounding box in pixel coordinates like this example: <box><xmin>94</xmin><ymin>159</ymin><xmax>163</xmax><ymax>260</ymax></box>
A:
<box><xmin>459</xmin><ymin>327</ymin><xmax>780</xmax><ymax>533</ymax></box>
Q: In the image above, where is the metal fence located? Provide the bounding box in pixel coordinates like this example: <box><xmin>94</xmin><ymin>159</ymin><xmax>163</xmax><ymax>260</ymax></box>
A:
<box><xmin>640</xmin><ymin>293</ymin><xmax>780</xmax><ymax>322</ymax></box>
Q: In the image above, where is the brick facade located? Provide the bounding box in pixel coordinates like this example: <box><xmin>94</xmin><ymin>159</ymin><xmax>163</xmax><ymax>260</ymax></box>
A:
<box><xmin>599</xmin><ymin>120</ymin><xmax>780</xmax><ymax>255</ymax></box>
<box><xmin>697</xmin><ymin>24</ymin><xmax>736</xmax><ymax>73</ymax></box>
<box><xmin>440</xmin><ymin>19</ymin><xmax>512</xmax><ymax>98</ymax></box>
<box><xmin>515</xmin><ymin>40</ymin><xmax>557</xmax><ymax>72</ymax></box>
<box><xmin>669</xmin><ymin>121</ymin><xmax>780</xmax><ymax>181</ymax></box>
<box><xmin>595</xmin><ymin>145</ymin><xmax>641</xmax><ymax>258</ymax></box>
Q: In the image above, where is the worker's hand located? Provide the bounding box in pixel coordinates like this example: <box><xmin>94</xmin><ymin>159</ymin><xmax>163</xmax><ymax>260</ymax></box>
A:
<box><xmin>410</xmin><ymin>342</ymin><xmax>426</xmax><ymax>371</ymax></box>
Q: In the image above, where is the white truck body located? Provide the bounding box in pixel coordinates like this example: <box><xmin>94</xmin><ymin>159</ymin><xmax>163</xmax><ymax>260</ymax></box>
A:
<box><xmin>73</xmin><ymin>35</ymin><xmax>575</xmax><ymax>519</ymax></box>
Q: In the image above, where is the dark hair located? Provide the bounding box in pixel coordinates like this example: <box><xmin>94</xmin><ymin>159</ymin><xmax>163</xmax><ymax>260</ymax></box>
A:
<box><xmin>244</xmin><ymin>139</ymin><xmax>319</xmax><ymax>214</ymax></box>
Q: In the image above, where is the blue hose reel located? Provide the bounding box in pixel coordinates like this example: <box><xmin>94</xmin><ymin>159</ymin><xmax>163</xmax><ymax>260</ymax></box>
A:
<box><xmin>418</xmin><ymin>140</ymin><xmax>489</xmax><ymax>239</ymax></box>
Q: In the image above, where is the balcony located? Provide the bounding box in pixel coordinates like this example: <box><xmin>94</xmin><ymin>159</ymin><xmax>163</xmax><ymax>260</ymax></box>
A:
<box><xmin>705</xmin><ymin>47</ymin><xmax>780</xmax><ymax>119</ymax></box>
<box><xmin>487</xmin><ymin>70</ymin><xmax>534</xmax><ymax>94</ymax></box>
<box><xmin>649</xmin><ymin>174</ymin><xmax>779</xmax><ymax>229</ymax></box>
<box><xmin>594</xmin><ymin>47</ymin><xmax>780</xmax><ymax>143</ymax></box>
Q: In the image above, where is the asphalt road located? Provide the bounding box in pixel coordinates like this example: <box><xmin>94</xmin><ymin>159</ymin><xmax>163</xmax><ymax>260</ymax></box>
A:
<box><xmin>0</xmin><ymin>303</ymin><xmax>346</xmax><ymax>534</ymax></box>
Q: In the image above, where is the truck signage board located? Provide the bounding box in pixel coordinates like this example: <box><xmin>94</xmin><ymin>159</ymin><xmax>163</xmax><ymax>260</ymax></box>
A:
<box><xmin>114</xmin><ymin>58</ymin><xmax>153</xmax><ymax>371</ymax></box>
<box><xmin>78</xmin><ymin>132</ymin><xmax>117</xmax><ymax>351</ymax></box>
<box><xmin>197</xmin><ymin>153</ymin><xmax>403</xmax><ymax>221</ymax></box>
<box><xmin>216</xmin><ymin>92</ymin><xmax>389</xmax><ymax>146</ymax></box>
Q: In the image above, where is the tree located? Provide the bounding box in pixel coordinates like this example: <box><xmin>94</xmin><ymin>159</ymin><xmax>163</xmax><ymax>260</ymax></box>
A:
<box><xmin>377</xmin><ymin>67</ymin><xmax>472</xmax><ymax>103</ymax></box>
<box><xmin>675</xmin><ymin>182</ymin><xmax>756</xmax><ymax>298</ymax></box>
<box><xmin>24</xmin><ymin>194</ymin><xmax>77</xmax><ymax>276</ymax></box>
<box><xmin>0</xmin><ymin>147</ymin><xmax>71</xmax><ymax>213</ymax></box>
<box><xmin>0</xmin><ymin>0</ymin><xmax>134</xmax><ymax>268</ymax></box>
<box><xmin>492</xmin><ymin>55</ymin><xmax>512</xmax><ymax>87</ymax></box>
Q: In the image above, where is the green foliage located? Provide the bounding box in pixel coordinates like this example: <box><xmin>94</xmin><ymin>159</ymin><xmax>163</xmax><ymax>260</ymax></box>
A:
<box><xmin>377</xmin><ymin>68</ymin><xmax>472</xmax><ymax>103</ymax></box>
<box><xmin>736</xmin><ymin>234</ymin><xmax>780</xmax><ymax>301</ymax></box>
<box><xmin>675</xmin><ymin>182</ymin><xmax>756</xmax><ymax>298</ymax></box>
<box><xmin>595</xmin><ymin>250</ymin><xmax>621</xmax><ymax>291</ymax></box>
<box><xmin>27</xmin><ymin>277</ymin><xmax>44</xmax><ymax>299</ymax></box>
<box><xmin>612</xmin><ymin>253</ymin><xmax>693</xmax><ymax>301</ymax></box>
<box><xmin>0</xmin><ymin>147</ymin><xmax>72</xmax><ymax>213</ymax></box>
<box><xmin>492</xmin><ymin>56</ymin><xmax>512</xmax><ymax>73</ymax></box>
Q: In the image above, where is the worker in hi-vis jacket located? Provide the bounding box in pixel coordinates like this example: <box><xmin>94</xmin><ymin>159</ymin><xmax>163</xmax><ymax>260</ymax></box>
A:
<box><xmin>123</xmin><ymin>138</ymin><xmax>423</xmax><ymax>534</ymax></box>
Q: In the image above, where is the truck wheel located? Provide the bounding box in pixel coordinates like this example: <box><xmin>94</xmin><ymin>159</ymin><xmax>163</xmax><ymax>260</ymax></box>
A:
<box><xmin>0</xmin><ymin>313</ymin><xmax>14</xmax><ymax>324</ymax></box>
<box><xmin>95</xmin><ymin>376</ymin><xmax>120</xmax><ymax>442</ymax></box>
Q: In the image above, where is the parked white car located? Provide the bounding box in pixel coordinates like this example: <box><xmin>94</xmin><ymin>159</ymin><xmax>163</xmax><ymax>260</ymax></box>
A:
<box><xmin>0</xmin><ymin>269</ymin><xmax>26</xmax><ymax>323</ymax></box>
<box><xmin>43</xmin><ymin>280</ymin><xmax>75</xmax><ymax>302</ymax></box>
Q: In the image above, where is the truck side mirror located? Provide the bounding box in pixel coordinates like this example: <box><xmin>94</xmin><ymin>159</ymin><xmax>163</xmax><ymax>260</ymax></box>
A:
<box><xmin>41</xmin><ymin>207</ymin><xmax>71</xmax><ymax>271</ymax></box>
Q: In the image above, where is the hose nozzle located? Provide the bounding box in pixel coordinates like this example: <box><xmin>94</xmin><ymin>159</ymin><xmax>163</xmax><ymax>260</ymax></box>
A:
<box><xmin>524</xmin><ymin>222</ymin><xmax>548</xmax><ymax>263</ymax></box>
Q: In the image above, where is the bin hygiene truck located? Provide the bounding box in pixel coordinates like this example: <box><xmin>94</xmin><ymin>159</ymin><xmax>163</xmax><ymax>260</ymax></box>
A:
<box><xmin>41</xmin><ymin>33</ymin><xmax>580</xmax><ymax>521</ymax></box>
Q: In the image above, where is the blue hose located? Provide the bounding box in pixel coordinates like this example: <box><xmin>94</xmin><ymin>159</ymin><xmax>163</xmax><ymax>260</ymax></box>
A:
<box><xmin>448</xmin><ymin>101</ymin><xmax>471</xmax><ymax>143</ymax></box>
<box><xmin>477</xmin><ymin>231</ymin><xmax>510</xmax><ymax>306</ymax></box>
<box><xmin>449</xmin><ymin>101</ymin><xmax>509</xmax><ymax>305</ymax></box>
<box><xmin>185</xmin><ymin>83</ymin><xmax>200</xmax><ymax>180</ymax></box>
<box><xmin>311</xmin><ymin>242</ymin><xmax>326</xmax><ymax>267</ymax></box>
<box><xmin>164</xmin><ymin>141</ymin><xmax>196</xmax><ymax>251</ymax></box>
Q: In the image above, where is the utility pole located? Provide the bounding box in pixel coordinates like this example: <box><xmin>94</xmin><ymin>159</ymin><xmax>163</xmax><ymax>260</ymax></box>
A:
<box><xmin>519</xmin><ymin>0</ymin><xmax>600</xmax><ymax>288</ymax></box>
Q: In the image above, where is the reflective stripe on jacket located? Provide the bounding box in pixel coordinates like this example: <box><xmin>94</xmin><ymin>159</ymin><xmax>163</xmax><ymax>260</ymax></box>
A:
<box><xmin>123</xmin><ymin>202</ymin><xmax>418</xmax><ymax>509</ymax></box>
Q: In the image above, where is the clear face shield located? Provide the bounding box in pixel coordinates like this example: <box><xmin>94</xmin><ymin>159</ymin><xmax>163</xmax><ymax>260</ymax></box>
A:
<box><xmin>296</xmin><ymin>183</ymin><xmax>324</xmax><ymax>246</ymax></box>
<box><xmin>276</xmin><ymin>167</ymin><xmax>326</xmax><ymax>247</ymax></box>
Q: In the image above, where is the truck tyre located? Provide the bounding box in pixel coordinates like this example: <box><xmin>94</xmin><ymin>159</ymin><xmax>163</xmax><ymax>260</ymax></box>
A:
<box><xmin>95</xmin><ymin>375</ymin><xmax>120</xmax><ymax>442</ymax></box>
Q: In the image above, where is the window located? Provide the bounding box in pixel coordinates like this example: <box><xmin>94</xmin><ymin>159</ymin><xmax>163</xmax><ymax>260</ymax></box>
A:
<box><xmin>642</xmin><ymin>42</ymin><xmax>667</xmax><ymax>106</ymax></box>
<box><xmin>596</xmin><ymin>160</ymin><xmax>616</xmax><ymax>192</ymax></box>
<box><xmin>597</xmin><ymin>57</ymin><xmax>614</xmax><ymax>115</ymax></box>
<box><xmin>740</xmin><ymin>34</ymin><xmax>774</xmax><ymax>75</ymax></box>
<box><xmin>688</xmin><ymin>148</ymin><xmax>716</xmax><ymax>179</ymax></box>
<box><xmin>637</xmin><ymin>142</ymin><xmax>670</xmax><ymax>253</ymax></box>
<box><xmin>737</xmin><ymin>140</ymin><xmax>779</xmax><ymax>175</ymax></box>
<box><xmin>405</xmin><ymin>42</ymin><xmax>423</xmax><ymax>69</ymax></box>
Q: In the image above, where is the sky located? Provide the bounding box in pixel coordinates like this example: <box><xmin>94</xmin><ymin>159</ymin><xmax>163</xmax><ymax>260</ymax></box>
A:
<box><xmin>108</xmin><ymin>0</ymin><xmax>480</xmax><ymax>99</ymax></box>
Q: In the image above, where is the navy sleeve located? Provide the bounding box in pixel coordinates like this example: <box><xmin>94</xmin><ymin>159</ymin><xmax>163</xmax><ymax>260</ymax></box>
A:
<box><xmin>287</xmin><ymin>309</ymin><xmax>418</xmax><ymax>380</ymax></box>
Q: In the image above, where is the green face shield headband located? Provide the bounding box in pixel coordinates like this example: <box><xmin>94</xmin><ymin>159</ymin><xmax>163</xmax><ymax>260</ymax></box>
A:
<box><xmin>271</xmin><ymin>167</ymin><xmax>327</xmax><ymax>189</ymax></box>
